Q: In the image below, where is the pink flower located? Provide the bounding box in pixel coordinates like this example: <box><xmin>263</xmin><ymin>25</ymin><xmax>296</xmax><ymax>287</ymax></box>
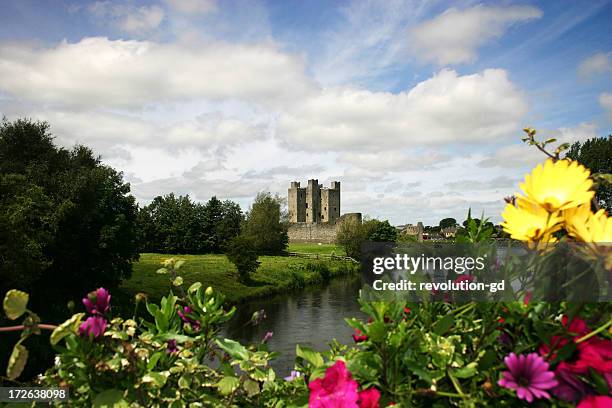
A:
<box><xmin>552</xmin><ymin>362</ymin><xmax>589</xmax><ymax>402</ymax></box>
<box><xmin>577</xmin><ymin>395</ymin><xmax>612</xmax><ymax>408</ymax></box>
<box><xmin>82</xmin><ymin>288</ymin><xmax>111</xmax><ymax>315</ymax></box>
<box><xmin>358</xmin><ymin>388</ymin><xmax>380</xmax><ymax>408</ymax></box>
<box><xmin>568</xmin><ymin>337</ymin><xmax>612</xmax><ymax>375</ymax></box>
<box><xmin>78</xmin><ymin>316</ymin><xmax>107</xmax><ymax>339</ymax></box>
<box><xmin>166</xmin><ymin>339</ymin><xmax>178</xmax><ymax>354</ymax></box>
<box><xmin>308</xmin><ymin>360</ymin><xmax>359</xmax><ymax>407</ymax></box>
<box><xmin>352</xmin><ymin>329</ymin><xmax>367</xmax><ymax>343</ymax></box>
<box><xmin>498</xmin><ymin>352</ymin><xmax>558</xmax><ymax>403</ymax></box>
<box><xmin>262</xmin><ymin>331</ymin><xmax>274</xmax><ymax>343</ymax></box>
<box><xmin>177</xmin><ymin>306</ymin><xmax>201</xmax><ymax>331</ymax></box>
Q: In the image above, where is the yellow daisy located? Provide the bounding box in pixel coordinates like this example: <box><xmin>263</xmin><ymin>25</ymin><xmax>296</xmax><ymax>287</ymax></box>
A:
<box><xmin>518</xmin><ymin>159</ymin><xmax>594</xmax><ymax>212</ymax></box>
<box><xmin>566</xmin><ymin>208</ymin><xmax>611</xmax><ymax>243</ymax></box>
<box><xmin>501</xmin><ymin>198</ymin><xmax>562</xmax><ymax>243</ymax></box>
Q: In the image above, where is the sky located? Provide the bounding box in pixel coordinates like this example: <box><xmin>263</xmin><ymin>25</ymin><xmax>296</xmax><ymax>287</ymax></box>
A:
<box><xmin>0</xmin><ymin>0</ymin><xmax>610</xmax><ymax>225</ymax></box>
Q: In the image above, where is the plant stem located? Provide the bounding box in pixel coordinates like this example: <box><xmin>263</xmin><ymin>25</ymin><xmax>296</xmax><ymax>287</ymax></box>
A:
<box><xmin>576</xmin><ymin>319</ymin><xmax>612</xmax><ymax>344</ymax></box>
<box><xmin>0</xmin><ymin>323</ymin><xmax>58</xmax><ymax>332</ymax></box>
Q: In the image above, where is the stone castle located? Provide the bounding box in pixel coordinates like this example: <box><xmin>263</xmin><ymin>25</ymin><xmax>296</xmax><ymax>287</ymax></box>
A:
<box><xmin>287</xmin><ymin>179</ymin><xmax>361</xmax><ymax>243</ymax></box>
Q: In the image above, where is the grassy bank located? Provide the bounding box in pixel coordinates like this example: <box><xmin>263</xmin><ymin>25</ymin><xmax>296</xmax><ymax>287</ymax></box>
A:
<box><xmin>120</xmin><ymin>252</ymin><xmax>357</xmax><ymax>305</ymax></box>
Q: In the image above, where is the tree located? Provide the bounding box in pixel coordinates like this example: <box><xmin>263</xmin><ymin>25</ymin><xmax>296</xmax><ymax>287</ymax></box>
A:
<box><xmin>0</xmin><ymin>118</ymin><xmax>139</xmax><ymax>301</ymax></box>
<box><xmin>365</xmin><ymin>220</ymin><xmax>398</xmax><ymax>242</ymax></box>
<box><xmin>225</xmin><ymin>235</ymin><xmax>260</xmax><ymax>283</ymax></box>
<box><xmin>243</xmin><ymin>192</ymin><xmax>288</xmax><ymax>254</ymax></box>
<box><xmin>565</xmin><ymin>136</ymin><xmax>612</xmax><ymax>211</ymax></box>
<box><xmin>335</xmin><ymin>216</ymin><xmax>367</xmax><ymax>259</ymax></box>
<box><xmin>136</xmin><ymin>195</ymin><xmax>243</xmax><ymax>254</ymax></box>
<box><xmin>439</xmin><ymin>218</ymin><xmax>457</xmax><ymax>229</ymax></box>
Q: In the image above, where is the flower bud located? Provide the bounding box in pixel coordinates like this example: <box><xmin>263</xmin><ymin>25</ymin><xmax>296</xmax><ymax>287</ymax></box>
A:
<box><xmin>205</xmin><ymin>286</ymin><xmax>213</xmax><ymax>296</ymax></box>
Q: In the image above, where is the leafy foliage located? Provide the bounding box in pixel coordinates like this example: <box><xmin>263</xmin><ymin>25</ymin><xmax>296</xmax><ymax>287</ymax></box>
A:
<box><xmin>225</xmin><ymin>236</ymin><xmax>261</xmax><ymax>283</ymax></box>
<box><xmin>0</xmin><ymin>118</ymin><xmax>139</xmax><ymax>299</ymax></box>
<box><xmin>565</xmin><ymin>135</ymin><xmax>612</xmax><ymax>211</ymax></box>
<box><xmin>137</xmin><ymin>194</ymin><xmax>243</xmax><ymax>254</ymax></box>
<box><xmin>243</xmin><ymin>192</ymin><xmax>288</xmax><ymax>255</ymax></box>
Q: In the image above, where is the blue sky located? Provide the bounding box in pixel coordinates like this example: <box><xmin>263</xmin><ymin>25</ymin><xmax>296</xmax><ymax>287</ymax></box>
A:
<box><xmin>0</xmin><ymin>0</ymin><xmax>610</xmax><ymax>224</ymax></box>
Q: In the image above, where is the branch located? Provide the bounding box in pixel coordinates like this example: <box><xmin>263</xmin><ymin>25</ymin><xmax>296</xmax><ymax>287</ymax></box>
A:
<box><xmin>0</xmin><ymin>323</ymin><xmax>58</xmax><ymax>333</ymax></box>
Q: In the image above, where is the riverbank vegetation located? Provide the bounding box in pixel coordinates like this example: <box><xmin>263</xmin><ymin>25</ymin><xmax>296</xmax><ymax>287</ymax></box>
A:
<box><xmin>120</xmin><ymin>253</ymin><xmax>358</xmax><ymax>305</ymax></box>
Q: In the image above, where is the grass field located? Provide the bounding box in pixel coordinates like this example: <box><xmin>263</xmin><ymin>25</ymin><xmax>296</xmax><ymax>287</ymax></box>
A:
<box><xmin>120</xmin><ymin>252</ymin><xmax>356</xmax><ymax>305</ymax></box>
<box><xmin>286</xmin><ymin>242</ymin><xmax>345</xmax><ymax>255</ymax></box>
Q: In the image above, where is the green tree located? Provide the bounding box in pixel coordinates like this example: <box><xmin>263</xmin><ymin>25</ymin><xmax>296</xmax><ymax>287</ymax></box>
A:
<box><xmin>365</xmin><ymin>219</ymin><xmax>398</xmax><ymax>242</ymax></box>
<box><xmin>335</xmin><ymin>216</ymin><xmax>367</xmax><ymax>259</ymax></box>
<box><xmin>565</xmin><ymin>136</ymin><xmax>612</xmax><ymax>211</ymax></box>
<box><xmin>137</xmin><ymin>195</ymin><xmax>243</xmax><ymax>254</ymax></box>
<box><xmin>439</xmin><ymin>217</ymin><xmax>457</xmax><ymax>229</ymax></box>
<box><xmin>225</xmin><ymin>235</ymin><xmax>260</xmax><ymax>283</ymax></box>
<box><xmin>0</xmin><ymin>118</ymin><xmax>139</xmax><ymax>300</ymax></box>
<box><xmin>243</xmin><ymin>192</ymin><xmax>288</xmax><ymax>254</ymax></box>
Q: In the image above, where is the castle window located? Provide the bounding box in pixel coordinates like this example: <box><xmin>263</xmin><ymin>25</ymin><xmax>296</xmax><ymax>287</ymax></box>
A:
<box><xmin>322</xmin><ymin>214</ymin><xmax>324</xmax><ymax>219</ymax></box>
<box><xmin>305</xmin><ymin>203</ymin><xmax>308</xmax><ymax>208</ymax></box>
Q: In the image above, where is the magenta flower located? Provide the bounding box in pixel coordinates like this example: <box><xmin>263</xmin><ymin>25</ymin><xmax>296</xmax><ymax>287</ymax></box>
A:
<box><xmin>166</xmin><ymin>339</ymin><xmax>179</xmax><ymax>354</ymax></box>
<box><xmin>82</xmin><ymin>287</ymin><xmax>111</xmax><ymax>315</ymax></box>
<box><xmin>177</xmin><ymin>306</ymin><xmax>201</xmax><ymax>331</ymax></box>
<box><xmin>358</xmin><ymin>388</ymin><xmax>380</xmax><ymax>408</ymax></box>
<box><xmin>578</xmin><ymin>395</ymin><xmax>612</xmax><ymax>408</ymax></box>
<box><xmin>262</xmin><ymin>331</ymin><xmax>273</xmax><ymax>343</ymax></box>
<box><xmin>498</xmin><ymin>352</ymin><xmax>558</xmax><ymax>403</ymax></box>
<box><xmin>78</xmin><ymin>316</ymin><xmax>107</xmax><ymax>339</ymax></box>
<box><xmin>308</xmin><ymin>360</ymin><xmax>359</xmax><ymax>407</ymax></box>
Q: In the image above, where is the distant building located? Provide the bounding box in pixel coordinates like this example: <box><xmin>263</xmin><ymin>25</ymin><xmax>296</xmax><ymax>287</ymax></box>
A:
<box><xmin>400</xmin><ymin>222</ymin><xmax>424</xmax><ymax>241</ymax></box>
<box><xmin>287</xmin><ymin>179</ymin><xmax>360</xmax><ymax>243</ymax></box>
<box><xmin>288</xmin><ymin>179</ymin><xmax>340</xmax><ymax>224</ymax></box>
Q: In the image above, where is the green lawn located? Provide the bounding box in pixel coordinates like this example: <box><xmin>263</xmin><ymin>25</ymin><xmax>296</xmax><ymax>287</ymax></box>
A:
<box><xmin>120</xmin><ymin>252</ymin><xmax>356</xmax><ymax>305</ymax></box>
<box><xmin>287</xmin><ymin>242</ymin><xmax>345</xmax><ymax>255</ymax></box>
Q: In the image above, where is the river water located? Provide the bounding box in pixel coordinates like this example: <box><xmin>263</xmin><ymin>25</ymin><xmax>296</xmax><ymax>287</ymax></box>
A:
<box><xmin>222</xmin><ymin>275</ymin><xmax>366</xmax><ymax>375</ymax></box>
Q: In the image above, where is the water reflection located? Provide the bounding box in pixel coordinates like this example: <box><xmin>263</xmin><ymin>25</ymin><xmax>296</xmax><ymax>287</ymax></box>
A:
<box><xmin>222</xmin><ymin>275</ymin><xmax>365</xmax><ymax>375</ymax></box>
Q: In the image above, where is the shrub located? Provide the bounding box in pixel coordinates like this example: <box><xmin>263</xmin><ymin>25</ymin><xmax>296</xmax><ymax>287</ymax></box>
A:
<box><xmin>225</xmin><ymin>235</ymin><xmax>260</xmax><ymax>283</ymax></box>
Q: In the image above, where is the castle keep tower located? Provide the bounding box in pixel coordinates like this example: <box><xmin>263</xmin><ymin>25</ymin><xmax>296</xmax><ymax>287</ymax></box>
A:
<box><xmin>288</xmin><ymin>180</ymin><xmax>340</xmax><ymax>223</ymax></box>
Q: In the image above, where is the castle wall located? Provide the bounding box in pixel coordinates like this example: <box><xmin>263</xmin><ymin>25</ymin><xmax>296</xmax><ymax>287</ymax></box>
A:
<box><xmin>305</xmin><ymin>179</ymin><xmax>321</xmax><ymax>223</ymax></box>
<box><xmin>288</xmin><ymin>213</ymin><xmax>362</xmax><ymax>244</ymax></box>
<box><xmin>287</xmin><ymin>222</ymin><xmax>339</xmax><ymax>244</ymax></box>
<box><xmin>288</xmin><ymin>182</ymin><xmax>306</xmax><ymax>222</ymax></box>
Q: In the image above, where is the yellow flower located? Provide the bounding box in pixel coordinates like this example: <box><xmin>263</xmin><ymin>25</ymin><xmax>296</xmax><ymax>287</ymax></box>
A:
<box><xmin>518</xmin><ymin>159</ymin><xmax>594</xmax><ymax>212</ymax></box>
<box><xmin>565</xmin><ymin>208</ymin><xmax>612</xmax><ymax>269</ymax></box>
<box><xmin>565</xmin><ymin>208</ymin><xmax>611</xmax><ymax>243</ymax></box>
<box><xmin>501</xmin><ymin>198</ymin><xmax>562</xmax><ymax>243</ymax></box>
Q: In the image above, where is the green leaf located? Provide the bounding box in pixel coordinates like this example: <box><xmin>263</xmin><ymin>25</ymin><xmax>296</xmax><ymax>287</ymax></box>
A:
<box><xmin>367</xmin><ymin>321</ymin><xmax>386</xmax><ymax>342</ymax></box>
<box><xmin>178</xmin><ymin>374</ymin><xmax>192</xmax><ymax>389</ymax></box>
<box><xmin>141</xmin><ymin>372</ymin><xmax>168</xmax><ymax>388</ymax></box>
<box><xmin>296</xmin><ymin>345</ymin><xmax>324</xmax><ymax>367</ymax></box>
<box><xmin>217</xmin><ymin>376</ymin><xmax>240</xmax><ymax>395</ymax></box>
<box><xmin>7</xmin><ymin>344</ymin><xmax>28</xmax><ymax>380</ymax></box>
<box><xmin>243</xmin><ymin>379</ymin><xmax>260</xmax><ymax>397</ymax></box>
<box><xmin>188</xmin><ymin>282</ymin><xmax>202</xmax><ymax>293</ymax></box>
<box><xmin>172</xmin><ymin>276</ymin><xmax>184</xmax><ymax>286</ymax></box>
<box><xmin>433</xmin><ymin>314</ymin><xmax>454</xmax><ymax>335</ymax></box>
<box><xmin>3</xmin><ymin>289</ymin><xmax>29</xmax><ymax>320</ymax></box>
<box><xmin>216</xmin><ymin>338</ymin><xmax>250</xmax><ymax>361</ymax></box>
<box><xmin>453</xmin><ymin>362</ymin><xmax>478</xmax><ymax>379</ymax></box>
<box><xmin>156</xmin><ymin>268</ymin><xmax>168</xmax><ymax>274</ymax></box>
<box><xmin>50</xmin><ymin>313</ymin><xmax>85</xmax><ymax>345</ymax></box>
<box><xmin>175</xmin><ymin>260</ymin><xmax>185</xmax><ymax>270</ymax></box>
<box><xmin>92</xmin><ymin>389</ymin><xmax>129</xmax><ymax>408</ymax></box>
<box><xmin>147</xmin><ymin>352</ymin><xmax>162</xmax><ymax>371</ymax></box>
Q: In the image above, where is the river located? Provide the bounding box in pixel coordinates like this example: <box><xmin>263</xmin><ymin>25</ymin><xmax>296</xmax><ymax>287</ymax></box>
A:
<box><xmin>222</xmin><ymin>274</ymin><xmax>365</xmax><ymax>375</ymax></box>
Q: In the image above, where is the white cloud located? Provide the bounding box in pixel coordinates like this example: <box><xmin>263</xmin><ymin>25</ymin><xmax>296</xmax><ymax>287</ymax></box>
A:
<box><xmin>164</xmin><ymin>0</ymin><xmax>217</xmax><ymax>14</ymax></box>
<box><xmin>278</xmin><ymin>69</ymin><xmax>527</xmax><ymax>150</ymax></box>
<box><xmin>0</xmin><ymin>37</ymin><xmax>315</xmax><ymax>108</ymax></box>
<box><xmin>339</xmin><ymin>150</ymin><xmax>449</xmax><ymax>173</ymax></box>
<box><xmin>88</xmin><ymin>2</ymin><xmax>165</xmax><ymax>34</ymax></box>
<box><xmin>578</xmin><ymin>52</ymin><xmax>612</xmax><ymax>78</ymax></box>
<box><xmin>410</xmin><ymin>5</ymin><xmax>542</xmax><ymax>65</ymax></box>
<box><xmin>599</xmin><ymin>92</ymin><xmax>612</xmax><ymax>121</ymax></box>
